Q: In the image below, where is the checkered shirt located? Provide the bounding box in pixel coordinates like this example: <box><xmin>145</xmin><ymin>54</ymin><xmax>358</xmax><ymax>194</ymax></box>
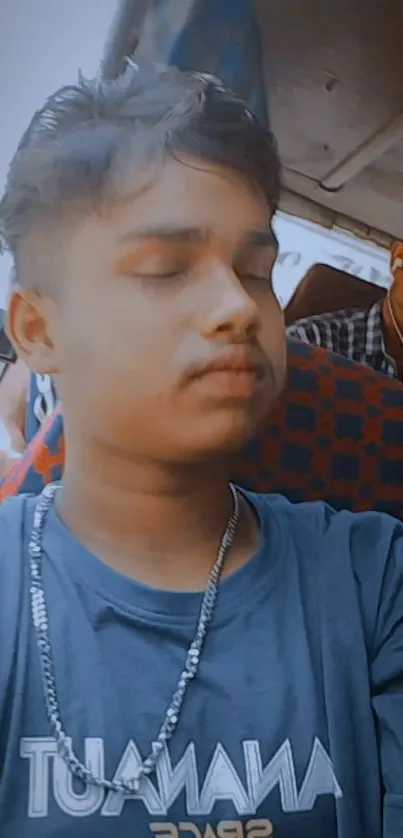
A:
<box><xmin>287</xmin><ymin>300</ymin><xmax>398</xmax><ymax>380</ymax></box>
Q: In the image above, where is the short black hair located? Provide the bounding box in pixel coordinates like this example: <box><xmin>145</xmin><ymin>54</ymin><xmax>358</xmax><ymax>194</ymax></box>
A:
<box><xmin>0</xmin><ymin>62</ymin><xmax>281</xmax><ymax>279</ymax></box>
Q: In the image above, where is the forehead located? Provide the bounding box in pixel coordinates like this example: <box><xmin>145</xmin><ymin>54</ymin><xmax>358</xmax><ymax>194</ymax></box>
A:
<box><xmin>110</xmin><ymin>155</ymin><xmax>273</xmax><ymax>246</ymax></box>
<box><xmin>17</xmin><ymin>156</ymin><xmax>274</xmax><ymax>289</ymax></box>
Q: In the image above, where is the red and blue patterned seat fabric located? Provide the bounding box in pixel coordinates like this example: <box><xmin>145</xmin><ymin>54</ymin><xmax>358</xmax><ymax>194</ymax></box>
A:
<box><xmin>1</xmin><ymin>340</ymin><xmax>403</xmax><ymax>516</ymax></box>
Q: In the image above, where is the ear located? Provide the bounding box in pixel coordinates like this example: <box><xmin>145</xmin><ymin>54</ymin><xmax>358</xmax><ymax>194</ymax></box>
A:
<box><xmin>7</xmin><ymin>289</ymin><xmax>60</xmax><ymax>375</ymax></box>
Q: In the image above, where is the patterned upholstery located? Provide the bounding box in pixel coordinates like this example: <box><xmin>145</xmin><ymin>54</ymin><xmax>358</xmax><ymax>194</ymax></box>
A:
<box><xmin>2</xmin><ymin>340</ymin><xmax>403</xmax><ymax>516</ymax></box>
<box><xmin>235</xmin><ymin>341</ymin><xmax>403</xmax><ymax>515</ymax></box>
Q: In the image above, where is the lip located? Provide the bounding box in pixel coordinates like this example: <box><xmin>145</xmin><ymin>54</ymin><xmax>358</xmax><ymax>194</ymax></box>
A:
<box><xmin>191</xmin><ymin>347</ymin><xmax>266</xmax><ymax>379</ymax></box>
<box><xmin>189</xmin><ymin>347</ymin><xmax>266</xmax><ymax>398</ymax></box>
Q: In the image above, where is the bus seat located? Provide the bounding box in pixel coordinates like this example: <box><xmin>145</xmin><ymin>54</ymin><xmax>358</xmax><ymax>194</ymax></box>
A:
<box><xmin>1</xmin><ymin>339</ymin><xmax>403</xmax><ymax>517</ymax></box>
<box><xmin>284</xmin><ymin>263</ymin><xmax>386</xmax><ymax>326</ymax></box>
<box><xmin>234</xmin><ymin>340</ymin><xmax>403</xmax><ymax>515</ymax></box>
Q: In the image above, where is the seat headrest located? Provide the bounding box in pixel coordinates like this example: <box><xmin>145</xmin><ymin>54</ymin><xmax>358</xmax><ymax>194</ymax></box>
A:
<box><xmin>285</xmin><ymin>263</ymin><xmax>386</xmax><ymax>325</ymax></box>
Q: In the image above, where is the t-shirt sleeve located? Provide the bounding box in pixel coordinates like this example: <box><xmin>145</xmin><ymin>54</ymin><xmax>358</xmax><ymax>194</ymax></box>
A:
<box><xmin>353</xmin><ymin>516</ymin><xmax>403</xmax><ymax>834</ymax></box>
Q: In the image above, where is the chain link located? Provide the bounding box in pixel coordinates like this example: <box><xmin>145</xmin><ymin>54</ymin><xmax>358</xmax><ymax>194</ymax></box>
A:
<box><xmin>29</xmin><ymin>481</ymin><xmax>240</xmax><ymax>794</ymax></box>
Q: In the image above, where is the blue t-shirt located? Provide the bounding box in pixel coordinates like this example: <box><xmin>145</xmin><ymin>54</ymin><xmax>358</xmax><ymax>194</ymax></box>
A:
<box><xmin>0</xmin><ymin>490</ymin><xmax>402</xmax><ymax>837</ymax></box>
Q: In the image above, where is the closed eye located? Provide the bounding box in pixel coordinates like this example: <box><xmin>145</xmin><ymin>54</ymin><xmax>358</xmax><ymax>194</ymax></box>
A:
<box><xmin>140</xmin><ymin>271</ymin><xmax>186</xmax><ymax>279</ymax></box>
<box><xmin>240</xmin><ymin>273</ymin><xmax>273</xmax><ymax>284</ymax></box>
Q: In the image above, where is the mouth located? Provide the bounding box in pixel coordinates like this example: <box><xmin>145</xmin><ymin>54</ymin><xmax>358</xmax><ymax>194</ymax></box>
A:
<box><xmin>189</xmin><ymin>349</ymin><xmax>267</xmax><ymax>399</ymax></box>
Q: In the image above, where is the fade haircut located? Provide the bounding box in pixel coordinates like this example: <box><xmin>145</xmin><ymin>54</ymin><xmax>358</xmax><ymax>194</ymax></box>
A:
<box><xmin>0</xmin><ymin>62</ymin><xmax>281</xmax><ymax>285</ymax></box>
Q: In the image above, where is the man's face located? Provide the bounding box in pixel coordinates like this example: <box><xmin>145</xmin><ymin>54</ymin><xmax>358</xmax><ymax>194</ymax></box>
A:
<box><xmin>16</xmin><ymin>156</ymin><xmax>286</xmax><ymax>462</ymax></box>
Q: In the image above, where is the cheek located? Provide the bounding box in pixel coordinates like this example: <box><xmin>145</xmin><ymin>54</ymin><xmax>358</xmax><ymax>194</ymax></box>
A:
<box><xmin>259</xmin><ymin>290</ymin><xmax>285</xmax><ymax>343</ymax></box>
<box><xmin>104</xmin><ymin>286</ymin><xmax>191</xmax><ymax>371</ymax></box>
<box><xmin>61</xmin><ymin>300</ymin><xmax>179</xmax><ymax>398</ymax></box>
<box><xmin>259</xmin><ymin>293</ymin><xmax>287</xmax><ymax>379</ymax></box>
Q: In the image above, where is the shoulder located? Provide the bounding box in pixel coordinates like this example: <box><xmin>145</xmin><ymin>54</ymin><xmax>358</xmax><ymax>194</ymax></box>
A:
<box><xmin>287</xmin><ymin>307</ymin><xmax>365</xmax><ymax>336</ymax></box>
<box><xmin>249</xmin><ymin>491</ymin><xmax>336</xmax><ymax>537</ymax></box>
<box><xmin>250</xmin><ymin>490</ymin><xmax>403</xmax><ymax>566</ymax></box>
<box><xmin>0</xmin><ymin>496</ymin><xmax>39</xmax><ymax>701</ymax></box>
<box><xmin>0</xmin><ymin>494</ymin><xmax>38</xmax><ymax>585</ymax></box>
<box><xmin>249</xmin><ymin>492</ymin><xmax>403</xmax><ymax>650</ymax></box>
<box><xmin>0</xmin><ymin>493</ymin><xmax>35</xmax><ymax>538</ymax></box>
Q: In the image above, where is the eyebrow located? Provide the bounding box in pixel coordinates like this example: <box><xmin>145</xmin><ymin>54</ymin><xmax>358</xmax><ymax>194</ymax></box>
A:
<box><xmin>117</xmin><ymin>225</ymin><xmax>278</xmax><ymax>249</ymax></box>
<box><xmin>117</xmin><ymin>226</ymin><xmax>207</xmax><ymax>245</ymax></box>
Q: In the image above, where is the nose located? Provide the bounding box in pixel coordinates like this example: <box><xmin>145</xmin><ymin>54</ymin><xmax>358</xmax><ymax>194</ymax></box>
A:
<box><xmin>200</xmin><ymin>262</ymin><xmax>261</xmax><ymax>341</ymax></box>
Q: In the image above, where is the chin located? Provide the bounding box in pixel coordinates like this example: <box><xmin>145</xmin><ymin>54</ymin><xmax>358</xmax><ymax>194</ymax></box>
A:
<box><xmin>182</xmin><ymin>408</ymin><xmax>267</xmax><ymax>461</ymax></box>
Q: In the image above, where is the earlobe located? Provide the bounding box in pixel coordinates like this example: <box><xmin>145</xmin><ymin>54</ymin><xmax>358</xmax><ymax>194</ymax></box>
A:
<box><xmin>7</xmin><ymin>290</ymin><xmax>59</xmax><ymax>375</ymax></box>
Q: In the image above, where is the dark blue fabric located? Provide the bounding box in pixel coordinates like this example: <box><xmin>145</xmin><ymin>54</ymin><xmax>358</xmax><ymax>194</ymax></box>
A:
<box><xmin>25</xmin><ymin>375</ymin><xmax>42</xmax><ymax>443</ymax></box>
<box><xmin>0</xmin><ymin>309</ymin><xmax>16</xmax><ymax>364</ymax></box>
<box><xmin>25</xmin><ymin>375</ymin><xmax>57</xmax><ymax>443</ymax></box>
<box><xmin>0</xmin><ymin>491</ymin><xmax>402</xmax><ymax>835</ymax></box>
<box><xmin>133</xmin><ymin>0</ymin><xmax>269</xmax><ymax>122</ymax></box>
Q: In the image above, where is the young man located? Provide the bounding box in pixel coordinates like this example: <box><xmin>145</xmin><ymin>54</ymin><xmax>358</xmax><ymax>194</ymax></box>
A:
<box><xmin>287</xmin><ymin>244</ymin><xmax>403</xmax><ymax>380</ymax></box>
<box><xmin>0</xmin><ymin>65</ymin><xmax>401</xmax><ymax>838</ymax></box>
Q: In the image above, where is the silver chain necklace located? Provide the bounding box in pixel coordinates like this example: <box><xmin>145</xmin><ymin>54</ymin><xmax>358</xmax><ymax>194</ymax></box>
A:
<box><xmin>29</xmin><ymin>481</ymin><xmax>240</xmax><ymax>794</ymax></box>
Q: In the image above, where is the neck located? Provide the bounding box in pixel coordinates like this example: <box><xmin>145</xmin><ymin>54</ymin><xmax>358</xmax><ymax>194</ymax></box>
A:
<box><xmin>58</xmin><ymin>433</ymin><xmax>258</xmax><ymax>591</ymax></box>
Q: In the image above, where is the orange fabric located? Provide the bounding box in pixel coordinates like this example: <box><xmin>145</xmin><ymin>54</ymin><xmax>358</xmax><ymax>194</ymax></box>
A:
<box><xmin>0</xmin><ymin>406</ymin><xmax>64</xmax><ymax>503</ymax></box>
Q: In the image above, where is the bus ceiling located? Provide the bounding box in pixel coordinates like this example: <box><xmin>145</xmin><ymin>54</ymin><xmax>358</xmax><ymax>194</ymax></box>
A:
<box><xmin>102</xmin><ymin>0</ymin><xmax>403</xmax><ymax>247</ymax></box>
